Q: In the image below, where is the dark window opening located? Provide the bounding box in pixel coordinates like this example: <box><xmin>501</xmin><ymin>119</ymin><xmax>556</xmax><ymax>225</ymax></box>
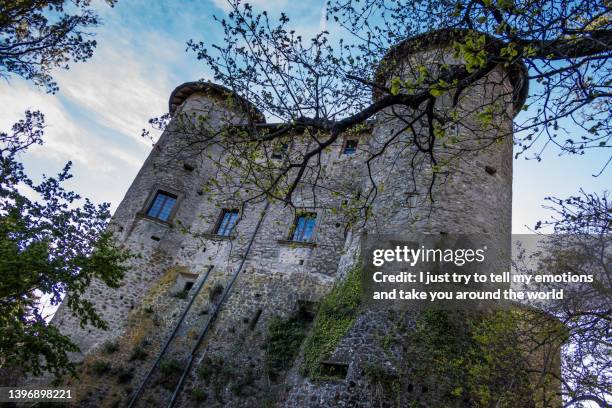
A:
<box><xmin>297</xmin><ymin>300</ymin><xmax>317</xmax><ymax>322</ymax></box>
<box><xmin>215</xmin><ymin>209</ymin><xmax>239</xmax><ymax>236</ymax></box>
<box><xmin>291</xmin><ymin>213</ymin><xmax>316</xmax><ymax>242</ymax></box>
<box><xmin>320</xmin><ymin>361</ymin><xmax>348</xmax><ymax>379</ymax></box>
<box><xmin>147</xmin><ymin>192</ymin><xmax>177</xmax><ymax>221</ymax></box>
<box><xmin>183</xmin><ymin>281</ymin><xmax>195</xmax><ymax>292</ymax></box>
<box><xmin>343</xmin><ymin>139</ymin><xmax>358</xmax><ymax>155</ymax></box>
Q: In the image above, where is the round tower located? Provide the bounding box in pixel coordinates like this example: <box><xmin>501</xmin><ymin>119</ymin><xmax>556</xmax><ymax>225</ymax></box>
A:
<box><xmin>52</xmin><ymin>82</ymin><xmax>263</xmax><ymax>358</ymax></box>
<box><xmin>367</xmin><ymin>28</ymin><xmax>527</xmax><ymax>238</ymax></box>
<box><xmin>283</xmin><ymin>30</ymin><xmax>535</xmax><ymax>408</ymax></box>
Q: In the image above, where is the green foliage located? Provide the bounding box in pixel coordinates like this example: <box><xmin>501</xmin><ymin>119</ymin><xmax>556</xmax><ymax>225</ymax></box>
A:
<box><xmin>91</xmin><ymin>360</ymin><xmax>111</xmax><ymax>375</ymax></box>
<box><xmin>173</xmin><ymin>290</ymin><xmax>189</xmax><ymax>299</ymax></box>
<box><xmin>429</xmin><ymin>79</ymin><xmax>448</xmax><ymax>97</ymax></box>
<box><xmin>302</xmin><ymin>265</ymin><xmax>361</xmax><ymax>379</ymax></box>
<box><xmin>265</xmin><ymin>309</ymin><xmax>310</xmax><ymax>380</ymax></box>
<box><xmin>159</xmin><ymin>359</ymin><xmax>183</xmax><ymax>376</ymax></box>
<box><xmin>158</xmin><ymin>359</ymin><xmax>183</xmax><ymax>390</ymax></box>
<box><xmin>476</xmin><ymin>105</ymin><xmax>496</xmax><ymax>128</ymax></box>
<box><xmin>197</xmin><ymin>357</ymin><xmax>215</xmax><ymax>382</ymax></box>
<box><xmin>191</xmin><ymin>388</ymin><xmax>208</xmax><ymax>402</ymax></box>
<box><xmin>0</xmin><ymin>0</ymin><xmax>117</xmax><ymax>93</ymax></box>
<box><xmin>389</xmin><ymin>77</ymin><xmax>403</xmax><ymax>95</ymax></box>
<box><xmin>453</xmin><ymin>32</ymin><xmax>488</xmax><ymax>72</ymax></box>
<box><xmin>364</xmin><ymin>363</ymin><xmax>401</xmax><ymax>398</ymax></box>
<box><xmin>412</xmin><ymin>310</ymin><xmax>533</xmax><ymax>407</ymax></box>
<box><xmin>102</xmin><ymin>341</ymin><xmax>119</xmax><ymax>354</ymax></box>
<box><xmin>0</xmin><ymin>111</ymin><xmax>132</xmax><ymax>378</ymax></box>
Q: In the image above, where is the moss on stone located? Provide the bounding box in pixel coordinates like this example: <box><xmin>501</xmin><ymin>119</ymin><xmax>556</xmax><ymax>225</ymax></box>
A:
<box><xmin>302</xmin><ymin>265</ymin><xmax>361</xmax><ymax>379</ymax></box>
<box><xmin>102</xmin><ymin>341</ymin><xmax>119</xmax><ymax>354</ymax></box>
<box><xmin>91</xmin><ymin>360</ymin><xmax>111</xmax><ymax>375</ymax></box>
<box><xmin>191</xmin><ymin>387</ymin><xmax>208</xmax><ymax>402</ymax></box>
<box><xmin>265</xmin><ymin>309</ymin><xmax>309</xmax><ymax>381</ymax></box>
<box><xmin>411</xmin><ymin>310</ymin><xmax>535</xmax><ymax>407</ymax></box>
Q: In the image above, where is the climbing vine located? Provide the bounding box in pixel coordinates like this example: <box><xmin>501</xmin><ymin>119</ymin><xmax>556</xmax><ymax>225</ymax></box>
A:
<box><xmin>302</xmin><ymin>265</ymin><xmax>362</xmax><ymax>379</ymax></box>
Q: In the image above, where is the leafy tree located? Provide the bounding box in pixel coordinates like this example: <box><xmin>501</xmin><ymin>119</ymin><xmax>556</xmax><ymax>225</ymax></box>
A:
<box><xmin>142</xmin><ymin>1</ymin><xmax>611</xmax><ymax>406</ymax></box>
<box><xmin>0</xmin><ymin>111</ymin><xmax>131</xmax><ymax>378</ymax></box>
<box><xmin>523</xmin><ymin>190</ymin><xmax>610</xmax><ymax>408</ymax></box>
<box><xmin>145</xmin><ymin>0</ymin><xmax>611</xmax><ymax>218</ymax></box>
<box><xmin>0</xmin><ymin>0</ymin><xmax>117</xmax><ymax>93</ymax></box>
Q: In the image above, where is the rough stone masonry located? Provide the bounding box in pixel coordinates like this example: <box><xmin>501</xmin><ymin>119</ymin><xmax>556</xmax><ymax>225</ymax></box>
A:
<box><xmin>48</xmin><ymin>30</ymin><xmax>560</xmax><ymax>407</ymax></box>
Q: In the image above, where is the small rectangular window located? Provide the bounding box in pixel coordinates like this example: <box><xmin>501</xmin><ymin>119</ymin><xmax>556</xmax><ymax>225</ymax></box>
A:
<box><xmin>272</xmin><ymin>143</ymin><xmax>288</xmax><ymax>159</ymax></box>
<box><xmin>146</xmin><ymin>191</ymin><xmax>177</xmax><ymax>221</ymax></box>
<box><xmin>343</xmin><ymin>139</ymin><xmax>358</xmax><ymax>155</ymax></box>
<box><xmin>215</xmin><ymin>209</ymin><xmax>239</xmax><ymax>236</ymax></box>
<box><xmin>291</xmin><ymin>213</ymin><xmax>317</xmax><ymax>242</ymax></box>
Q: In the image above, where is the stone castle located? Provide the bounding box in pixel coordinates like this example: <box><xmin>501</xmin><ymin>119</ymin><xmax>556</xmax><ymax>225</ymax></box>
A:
<box><xmin>50</xmin><ymin>30</ymin><xmax>560</xmax><ymax>407</ymax></box>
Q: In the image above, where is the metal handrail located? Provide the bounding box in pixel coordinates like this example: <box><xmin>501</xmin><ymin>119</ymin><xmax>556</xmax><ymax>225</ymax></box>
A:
<box><xmin>127</xmin><ymin>264</ymin><xmax>214</xmax><ymax>408</ymax></box>
<box><xmin>167</xmin><ymin>199</ymin><xmax>271</xmax><ymax>408</ymax></box>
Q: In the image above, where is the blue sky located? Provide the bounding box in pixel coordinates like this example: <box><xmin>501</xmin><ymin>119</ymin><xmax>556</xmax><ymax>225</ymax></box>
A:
<box><xmin>0</xmin><ymin>0</ymin><xmax>608</xmax><ymax>234</ymax></box>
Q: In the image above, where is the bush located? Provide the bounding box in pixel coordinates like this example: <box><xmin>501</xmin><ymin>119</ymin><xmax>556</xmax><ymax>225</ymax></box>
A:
<box><xmin>129</xmin><ymin>343</ymin><xmax>148</xmax><ymax>361</ymax></box>
<box><xmin>364</xmin><ymin>363</ymin><xmax>400</xmax><ymax>393</ymax></box>
<box><xmin>265</xmin><ymin>311</ymin><xmax>309</xmax><ymax>380</ymax></box>
<box><xmin>173</xmin><ymin>290</ymin><xmax>188</xmax><ymax>299</ymax></box>
<box><xmin>158</xmin><ymin>359</ymin><xmax>183</xmax><ymax>390</ymax></box>
<box><xmin>116</xmin><ymin>366</ymin><xmax>134</xmax><ymax>384</ymax></box>
<box><xmin>102</xmin><ymin>341</ymin><xmax>119</xmax><ymax>354</ymax></box>
<box><xmin>208</xmin><ymin>283</ymin><xmax>224</xmax><ymax>302</ymax></box>
<box><xmin>302</xmin><ymin>265</ymin><xmax>361</xmax><ymax>379</ymax></box>
<box><xmin>91</xmin><ymin>360</ymin><xmax>111</xmax><ymax>375</ymax></box>
<box><xmin>159</xmin><ymin>359</ymin><xmax>182</xmax><ymax>376</ymax></box>
<box><xmin>197</xmin><ymin>358</ymin><xmax>214</xmax><ymax>382</ymax></box>
<box><xmin>191</xmin><ymin>388</ymin><xmax>208</xmax><ymax>402</ymax></box>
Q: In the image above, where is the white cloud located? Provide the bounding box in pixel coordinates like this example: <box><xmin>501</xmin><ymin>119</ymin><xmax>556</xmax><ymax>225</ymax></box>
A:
<box><xmin>0</xmin><ymin>78</ymin><xmax>149</xmax><ymax>173</ymax></box>
<box><xmin>53</xmin><ymin>40</ymin><xmax>170</xmax><ymax>146</ymax></box>
<box><xmin>0</xmin><ymin>80</ymin><xmax>90</xmax><ymax>164</ymax></box>
<box><xmin>319</xmin><ymin>1</ymin><xmax>328</xmax><ymax>32</ymax></box>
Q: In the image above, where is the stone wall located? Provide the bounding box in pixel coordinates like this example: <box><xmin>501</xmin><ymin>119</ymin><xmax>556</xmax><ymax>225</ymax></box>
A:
<box><xmin>46</xmin><ymin>31</ymin><xmax>548</xmax><ymax>408</ymax></box>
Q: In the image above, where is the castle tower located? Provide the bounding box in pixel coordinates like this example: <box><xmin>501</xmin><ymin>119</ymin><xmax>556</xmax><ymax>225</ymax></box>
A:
<box><xmin>51</xmin><ymin>81</ymin><xmax>266</xmax><ymax>356</ymax></box>
<box><xmin>282</xmin><ymin>30</ymin><xmax>532</xmax><ymax>407</ymax></box>
<box><xmin>46</xmin><ymin>31</ymin><xmax>554</xmax><ymax>408</ymax></box>
<box><xmin>367</xmin><ymin>29</ymin><xmax>525</xmax><ymax>237</ymax></box>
